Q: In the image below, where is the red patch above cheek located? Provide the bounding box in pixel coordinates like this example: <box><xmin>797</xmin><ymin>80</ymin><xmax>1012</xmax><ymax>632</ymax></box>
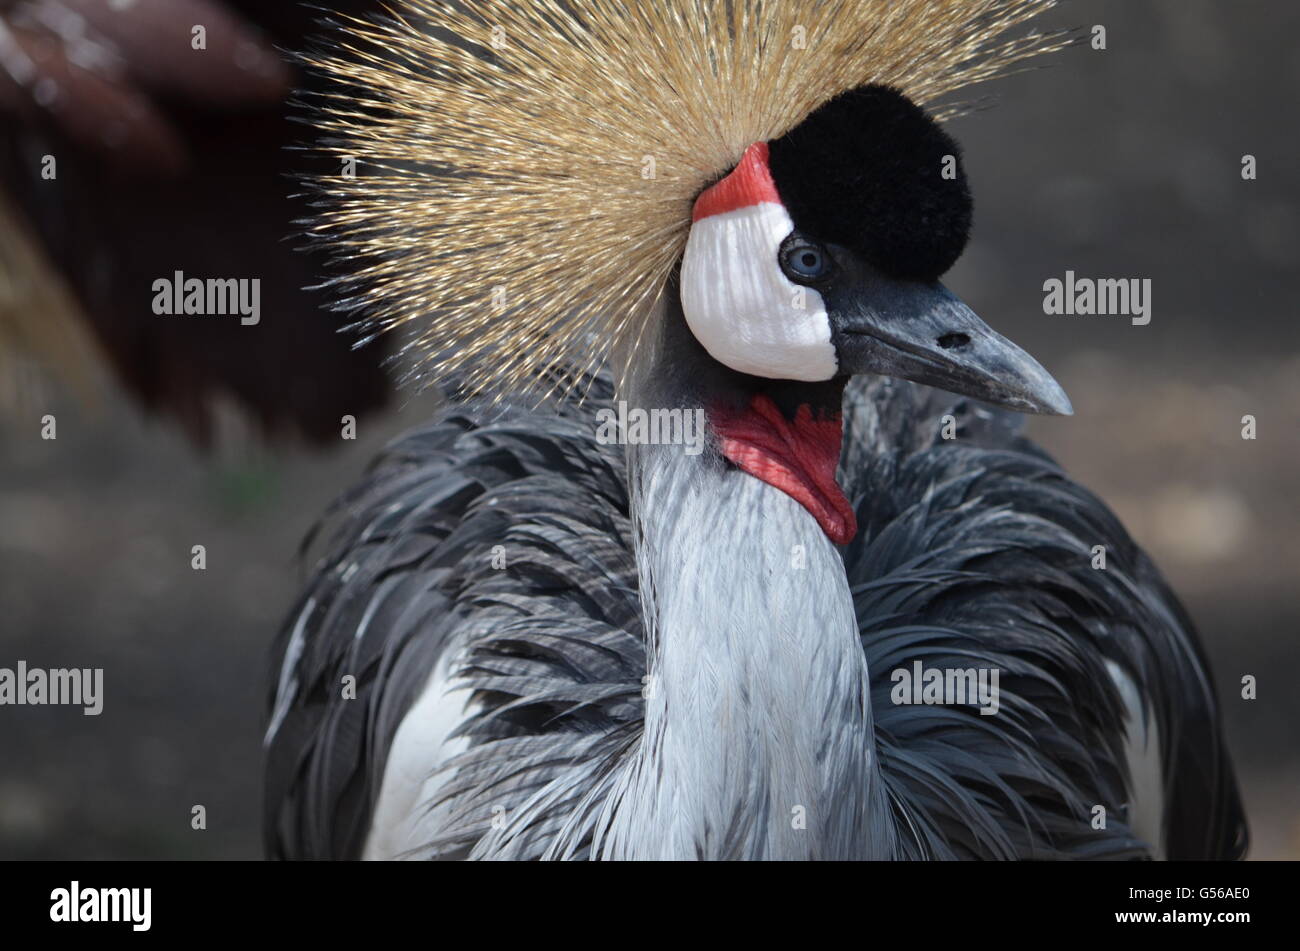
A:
<box><xmin>692</xmin><ymin>142</ymin><xmax>782</xmax><ymax>222</ymax></box>
<box><xmin>710</xmin><ymin>394</ymin><xmax>857</xmax><ymax>545</ymax></box>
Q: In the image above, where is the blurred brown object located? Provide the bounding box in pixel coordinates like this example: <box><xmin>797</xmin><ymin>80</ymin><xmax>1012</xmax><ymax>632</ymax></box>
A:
<box><xmin>0</xmin><ymin>186</ymin><xmax>101</xmax><ymax>412</ymax></box>
<box><xmin>0</xmin><ymin>0</ymin><xmax>389</xmax><ymax>445</ymax></box>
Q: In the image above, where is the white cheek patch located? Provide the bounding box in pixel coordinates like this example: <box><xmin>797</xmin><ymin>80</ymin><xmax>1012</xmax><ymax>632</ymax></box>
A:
<box><xmin>680</xmin><ymin>202</ymin><xmax>837</xmax><ymax>382</ymax></box>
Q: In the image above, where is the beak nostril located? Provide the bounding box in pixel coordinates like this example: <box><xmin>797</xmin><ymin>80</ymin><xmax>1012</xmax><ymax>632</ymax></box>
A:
<box><xmin>936</xmin><ymin>332</ymin><xmax>971</xmax><ymax>350</ymax></box>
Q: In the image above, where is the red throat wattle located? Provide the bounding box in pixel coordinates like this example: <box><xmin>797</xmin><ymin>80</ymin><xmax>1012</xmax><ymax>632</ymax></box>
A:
<box><xmin>710</xmin><ymin>394</ymin><xmax>857</xmax><ymax>545</ymax></box>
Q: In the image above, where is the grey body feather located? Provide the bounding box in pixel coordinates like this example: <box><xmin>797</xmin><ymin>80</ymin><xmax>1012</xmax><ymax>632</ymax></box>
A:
<box><xmin>264</xmin><ymin>371</ymin><xmax>1247</xmax><ymax>860</ymax></box>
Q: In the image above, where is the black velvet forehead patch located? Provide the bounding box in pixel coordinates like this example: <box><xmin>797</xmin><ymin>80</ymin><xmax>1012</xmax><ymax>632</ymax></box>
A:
<box><xmin>766</xmin><ymin>84</ymin><xmax>972</xmax><ymax>282</ymax></box>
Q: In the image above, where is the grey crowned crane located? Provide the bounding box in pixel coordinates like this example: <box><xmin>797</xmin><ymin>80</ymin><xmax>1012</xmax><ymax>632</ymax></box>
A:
<box><xmin>263</xmin><ymin>0</ymin><xmax>1247</xmax><ymax>860</ymax></box>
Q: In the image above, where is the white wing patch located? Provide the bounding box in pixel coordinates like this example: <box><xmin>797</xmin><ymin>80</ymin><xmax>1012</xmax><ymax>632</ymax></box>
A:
<box><xmin>362</xmin><ymin>653</ymin><xmax>474</xmax><ymax>860</ymax></box>
<box><xmin>1105</xmin><ymin>658</ymin><xmax>1165</xmax><ymax>858</ymax></box>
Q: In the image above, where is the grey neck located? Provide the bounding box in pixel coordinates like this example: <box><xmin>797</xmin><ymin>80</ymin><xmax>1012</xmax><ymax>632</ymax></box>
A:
<box><xmin>597</xmin><ymin>297</ymin><xmax>889</xmax><ymax>860</ymax></box>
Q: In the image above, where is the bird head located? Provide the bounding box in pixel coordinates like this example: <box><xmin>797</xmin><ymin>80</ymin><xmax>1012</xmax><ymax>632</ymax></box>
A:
<box><xmin>680</xmin><ymin>85</ymin><xmax>1070</xmax><ymax>416</ymax></box>
<box><xmin>306</xmin><ymin>0</ymin><xmax>1073</xmax><ymax>409</ymax></box>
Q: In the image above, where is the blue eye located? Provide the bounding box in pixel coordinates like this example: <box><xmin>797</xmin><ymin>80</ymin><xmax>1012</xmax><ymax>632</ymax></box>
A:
<box><xmin>780</xmin><ymin>238</ymin><xmax>831</xmax><ymax>281</ymax></box>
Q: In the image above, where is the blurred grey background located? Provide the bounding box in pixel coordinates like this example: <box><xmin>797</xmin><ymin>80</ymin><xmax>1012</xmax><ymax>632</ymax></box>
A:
<box><xmin>0</xmin><ymin>0</ymin><xmax>1296</xmax><ymax>858</ymax></box>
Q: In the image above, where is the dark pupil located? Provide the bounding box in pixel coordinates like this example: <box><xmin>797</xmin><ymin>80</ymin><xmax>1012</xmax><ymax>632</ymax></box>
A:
<box><xmin>793</xmin><ymin>248</ymin><xmax>823</xmax><ymax>275</ymax></box>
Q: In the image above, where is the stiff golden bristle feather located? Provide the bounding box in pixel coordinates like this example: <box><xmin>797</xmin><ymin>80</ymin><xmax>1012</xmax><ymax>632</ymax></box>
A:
<box><xmin>305</xmin><ymin>0</ymin><xmax>1068</xmax><ymax>401</ymax></box>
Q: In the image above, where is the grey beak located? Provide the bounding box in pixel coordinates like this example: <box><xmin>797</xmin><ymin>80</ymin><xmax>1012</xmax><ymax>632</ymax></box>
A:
<box><xmin>833</xmin><ymin>280</ymin><xmax>1072</xmax><ymax>416</ymax></box>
